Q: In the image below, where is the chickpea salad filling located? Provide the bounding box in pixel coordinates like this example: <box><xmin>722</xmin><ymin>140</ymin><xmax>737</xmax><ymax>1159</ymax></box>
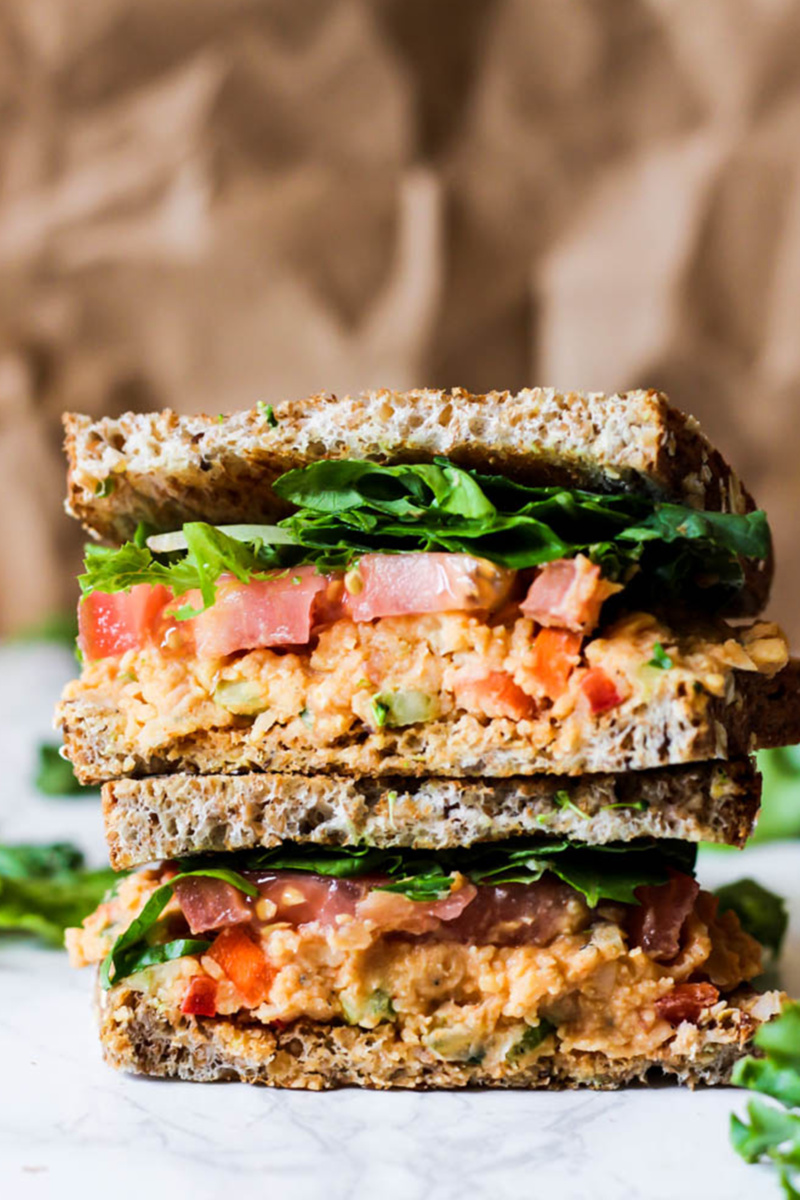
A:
<box><xmin>68</xmin><ymin>838</ymin><xmax>783</xmax><ymax>1070</ymax></box>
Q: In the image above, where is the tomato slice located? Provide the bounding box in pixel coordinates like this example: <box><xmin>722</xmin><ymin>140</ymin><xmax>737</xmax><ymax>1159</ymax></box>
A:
<box><xmin>78</xmin><ymin>584</ymin><xmax>172</xmax><ymax>660</ymax></box>
<box><xmin>190</xmin><ymin>567</ymin><xmax>330</xmax><ymax>658</ymax></box>
<box><xmin>346</xmin><ymin>554</ymin><xmax>515</xmax><ymax>621</ymax></box>
<box><xmin>521</xmin><ymin>555</ymin><xmax>616</xmax><ymax>634</ymax></box>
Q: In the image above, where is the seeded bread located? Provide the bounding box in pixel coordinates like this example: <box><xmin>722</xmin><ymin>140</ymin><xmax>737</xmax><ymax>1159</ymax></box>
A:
<box><xmin>63</xmin><ymin>388</ymin><xmax>770</xmax><ymax>613</ymax></box>
<box><xmin>97</xmin><ymin>981</ymin><xmax>782</xmax><ymax>1090</ymax></box>
<box><xmin>58</xmin><ymin>659</ymin><xmax>800</xmax><ymax>787</ymax></box>
<box><xmin>101</xmin><ymin>761</ymin><xmax>759</xmax><ymax>869</ymax></box>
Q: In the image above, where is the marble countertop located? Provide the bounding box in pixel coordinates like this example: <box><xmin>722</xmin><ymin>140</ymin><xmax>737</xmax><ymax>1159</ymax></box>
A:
<box><xmin>1</xmin><ymin>643</ymin><xmax>798</xmax><ymax>1200</ymax></box>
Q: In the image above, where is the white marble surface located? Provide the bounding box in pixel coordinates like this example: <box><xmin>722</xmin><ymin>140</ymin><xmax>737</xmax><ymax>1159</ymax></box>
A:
<box><xmin>1</xmin><ymin>642</ymin><xmax>798</xmax><ymax>1200</ymax></box>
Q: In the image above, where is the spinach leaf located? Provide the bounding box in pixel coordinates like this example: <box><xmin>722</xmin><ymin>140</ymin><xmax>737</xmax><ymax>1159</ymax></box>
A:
<box><xmin>715</xmin><ymin>878</ymin><xmax>788</xmax><ymax>956</ymax></box>
<box><xmin>0</xmin><ymin>842</ymin><xmax>84</xmax><ymax>879</ymax></box>
<box><xmin>34</xmin><ymin>742</ymin><xmax>97</xmax><ymax>797</ymax></box>
<box><xmin>79</xmin><ymin>522</ymin><xmax>282</xmax><ymax>620</ymax></box>
<box><xmin>731</xmin><ymin>1003</ymin><xmax>800</xmax><ymax>1197</ymax></box>
<box><xmin>101</xmin><ymin>868</ymin><xmax>258</xmax><ymax>988</ymax></box>
<box><xmin>195</xmin><ymin>837</ymin><xmax>694</xmax><ymax>910</ymax></box>
<box><xmin>0</xmin><ymin>841</ymin><xmax>118</xmax><ymax>947</ymax></box>
<box><xmin>79</xmin><ymin>457</ymin><xmax>771</xmax><ymax>616</ymax></box>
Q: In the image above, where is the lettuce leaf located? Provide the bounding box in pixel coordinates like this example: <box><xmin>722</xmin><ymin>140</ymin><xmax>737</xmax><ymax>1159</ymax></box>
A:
<box><xmin>715</xmin><ymin>878</ymin><xmax>788</xmax><ymax>956</ymax></box>
<box><xmin>0</xmin><ymin>841</ymin><xmax>118</xmax><ymax>947</ymax></box>
<box><xmin>182</xmin><ymin>838</ymin><xmax>696</xmax><ymax>909</ymax></box>
<box><xmin>34</xmin><ymin>742</ymin><xmax>97</xmax><ymax>797</ymax></box>
<box><xmin>731</xmin><ymin>1003</ymin><xmax>800</xmax><ymax>1197</ymax></box>
<box><xmin>78</xmin><ymin>458</ymin><xmax>770</xmax><ymax>617</ymax></box>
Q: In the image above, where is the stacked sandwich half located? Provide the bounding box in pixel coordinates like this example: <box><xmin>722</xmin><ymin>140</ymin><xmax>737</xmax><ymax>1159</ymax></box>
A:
<box><xmin>62</xmin><ymin>387</ymin><xmax>797</xmax><ymax>1089</ymax></box>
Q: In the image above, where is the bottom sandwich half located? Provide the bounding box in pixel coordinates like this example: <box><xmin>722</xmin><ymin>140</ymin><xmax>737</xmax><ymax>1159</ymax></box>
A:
<box><xmin>68</xmin><ymin>835</ymin><xmax>786</xmax><ymax>1090</ymax></box>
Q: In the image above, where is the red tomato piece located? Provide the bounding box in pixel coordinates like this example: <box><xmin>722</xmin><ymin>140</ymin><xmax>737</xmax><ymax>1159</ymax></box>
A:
<box><xmin>175</xmin><ymin>876</ymin><xmax>253</xmax><ymax>935</ymax></box>
<box><xmin>528</xmin><ymin>628</ymin><xmax>582</xmax><ymax>699</ymax></box>
<box><xmin>655</xmin><ymin>982</ymin><xmax>720</xmax><ymax>1026</ymax></box>
<box><xmin>580</xmin><ymin>667</ymin><xmax>622</xmax><ymax>714</ymax></box>
<box><xmin>345</xmin><ymin>554</ymin><xmax>515</xmax><ymax>622</ymax></box>
<box><xmin>454</xmin><ymin>670</ymin><xmax>538</xmax><ymax>720</ymax></box>
<box><xmin>208</xmin><ymin>926</ymin><xmax>274</xmax><ymax>1008</ymax></box>
<box><xmin>521</xmin><ymin>555</ymin><xmax>616</xmax><ymax>634</ymax></box>
<box><xmin>181</xmin><ymin>974</ymin><xmax>218</xmax><ymax>1017</ymax></box>
<box><xmin>78</xmin><ymin>583</ymin><xmax>172</xmax><ymax>660</ymax></box>
<box><xmin>190</xmin><ymin>567</ymin><xmax>329</xmax><ymax>658</ymax></box>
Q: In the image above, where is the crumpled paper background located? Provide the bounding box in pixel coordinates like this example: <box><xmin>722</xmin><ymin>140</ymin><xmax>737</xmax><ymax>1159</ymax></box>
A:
<box><xmin>1</xmin><ymin>0</ymin><xmax>799</xmax><ymax>637</ymax></box>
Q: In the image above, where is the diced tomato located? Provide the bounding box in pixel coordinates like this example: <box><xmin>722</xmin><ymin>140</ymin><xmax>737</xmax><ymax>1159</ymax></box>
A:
<box><xmin>181</xmin><ymin>974</ymin><xmax>218</xmax><ymax>1017</ymax></box>
<box><xmin>254</xmin><ymin>873</ymin><xmax>366</xmax><ymax>927</ymax></box>
<box><xmin>77</xmin><ymin>553</ymin><xmax>522</xmax><ymax>662</ymax></box>
<box><xmin>243</xmin><ymin>870</ymin><xmax>587</xmax><ymax>947</ymax></box>
<box><xmin>521</xmin><ymin>555</ymin><xmax>617</xmax><ymax>634</ymax></box>
<box><xmin>655</xmin><ymin>982</ymin><xmax>720</xmax><ymax>1026</ymax></box>
<box><xmin>355</xmin><ymin>881</ymin><xmax>478</xmax><ymax>935</ymax></box>
<box><xmin>454</xmin><ymin>670</ymin><xmax>538</xmax><ymax>720</ymax></box>
<box><xmin>345</xmin><ymin>554</ymin><xmax>515</xmax><ymax>622</ymax></box>
<box><xmin>628</xmin><ymin>870</ymin><xmax>700</xmax><ymax>962</ymax></box>
<box><xmin>208</xmin><ymin>926</ymin><xmax>274</xmax><ymax>1008</ymax></box>
<box><xmin>528</xmin><ymin>628</ymin><xmax>582</xmax><ymax>699</ymax></box>
<box><xmin>78</xmin><ymin>583</ymin><xmax>172</xmax><ymax>660</ymax></box>
<box><xmin>191</xmin><ymin>567</ymin><xmax>329</xmax><ymax>658</ymax></box>
<box><xmin>175</xmin><ymin>876</ymin><xmax>253</xmax><ymax>935</ymax></box>
<box><xmin>580</xmin><ymin>667</ymin><xmax>622</xmax><ymax>714</ymax></box>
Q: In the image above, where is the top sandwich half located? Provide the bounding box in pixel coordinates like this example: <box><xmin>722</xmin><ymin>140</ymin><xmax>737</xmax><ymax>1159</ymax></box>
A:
<box><xmin>58</xmin><ymin>387</ymin><xmax>798</xmax><ymax>786</ymax></box>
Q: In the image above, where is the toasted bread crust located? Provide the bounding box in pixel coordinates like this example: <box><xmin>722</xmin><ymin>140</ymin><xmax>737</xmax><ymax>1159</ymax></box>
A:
<box><xmin>58</xmin><ymin>660</ymin><xmax>800</xmax><ymax>787</ymax></box>
<box><xmin>97</xmin><ymin>981</ymin><xmax>780</xmax><ymax>1090</ymax></box>
<box><xmin>101</xmin><ymin>761</ymin><xmax>760</xmax><ymax>869</ymax></box>
<box><xmin>63</xmin><ymin>388</ymin><xmax>770</xmax><ymax>613</ymax></box>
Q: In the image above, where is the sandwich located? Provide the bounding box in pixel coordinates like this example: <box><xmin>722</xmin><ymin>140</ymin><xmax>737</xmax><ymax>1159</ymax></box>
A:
<box><xmin>62</xmin><ymin>386</ymin><xmax>795</xmax><ymax>1089</ymax></box>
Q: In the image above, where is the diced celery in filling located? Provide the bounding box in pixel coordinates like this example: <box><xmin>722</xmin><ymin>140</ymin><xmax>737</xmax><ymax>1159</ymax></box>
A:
<box><xmin>423</xmin><ymin>1026</ymin><xmax>486</xmax><ymax>1064</ymax></box>
<box><xmin>372</xmin><ymin>689</ymin><xmax>436</xmax><ymax>728</ymax></box>
<box><xmin>213</xmin><ymin>680</ymin><xmax>268</xmax><ymax>715</ymax></box>
<box><xmin>505</xmin><ymin>1019</ymin><xmax>556</xmax><ymax>1061</ymax></box>
<box><xmin>340</xmin><ymin>988</ymin><xmax>396</xmax><ymax>1027</ymax></box>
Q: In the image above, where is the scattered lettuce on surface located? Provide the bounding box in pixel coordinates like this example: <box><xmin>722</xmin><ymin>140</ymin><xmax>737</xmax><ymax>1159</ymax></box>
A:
<box><xmin>0</xmin><ymin>842</ymin><xmax>118</xmax><ymax>947</ymax></box>
<box><xmin>731</xmin><ymin>1004</ymin><xmax>800</xmax><ymax>1199</ymax></box>
<box><xmin>34</xmin><ymin>742</ymin><xmax>97</xmax><ymax>797</ymax></box>
<box><xmin>715</xmin><ymin>878</ymin><xmax>788</xmax><ymax>958</ymax></box>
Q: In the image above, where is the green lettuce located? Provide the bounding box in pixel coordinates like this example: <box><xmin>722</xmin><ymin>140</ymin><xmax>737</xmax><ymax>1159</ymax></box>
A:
<box><xmin>78</xmin><ymin>458</ymin><xmax>770</xmax><ymax>618</ymax></box>
<box><xmin>34</xmin><ymin>742</ymin><xmax>98</xmax><ymax>797</ymax></box>
<box><xmin>731</xmin><ymin>1004</ymin><xmax>800</xmax><ymax>1198</ymax></box>
<box><xmin>182</xmin><ymin>837</ymin><xmax>697</xmax><ymax>909</ymax></box>
<box><xmin>715</xmin><ymin>878</ymin><xmax>788</xmax><ymax>957</ymax></box>
<box><xmin>0</xmin><ymin>841</ymin><xmax>118</xmax><ymax>947</ymax></box>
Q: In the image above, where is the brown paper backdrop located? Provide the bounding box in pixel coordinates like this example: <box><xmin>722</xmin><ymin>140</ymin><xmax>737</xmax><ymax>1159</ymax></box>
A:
<box><xmin>1</xmin><ymin>0</ymin><xmax>799</xmax><ymax>638</ymax></box>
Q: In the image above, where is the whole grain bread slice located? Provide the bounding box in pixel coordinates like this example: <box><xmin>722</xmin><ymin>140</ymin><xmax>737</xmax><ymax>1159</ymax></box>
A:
<box><xmin>63</xmin><ymin>387</ymin><xmax>770</xmax><ymax>612</ymax></box>
<box><xmin>102</xmin><ymin>761</ymin><xmax>760</xmax><ymax>870</ymax></box>
<box><xmin>58</xmin><ymin>658</ymin><xmax>800</xmax><ymax>787</ymax></box>
<box><xmin>97</xmin><ymin>981</ymin><xmax>782</xmax><ymax>1091</ymax></box>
